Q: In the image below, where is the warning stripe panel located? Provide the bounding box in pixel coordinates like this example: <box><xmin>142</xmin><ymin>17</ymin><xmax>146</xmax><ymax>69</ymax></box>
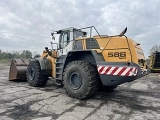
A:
<box><xmin>98</xmin><ymin>66</ymin><xmax>105</xmax><ymax>73</ymax></box>
<box><xmin>97</xmin><ymin>66</ymin><xmax>138</xmax><ymax>76</ymax></box>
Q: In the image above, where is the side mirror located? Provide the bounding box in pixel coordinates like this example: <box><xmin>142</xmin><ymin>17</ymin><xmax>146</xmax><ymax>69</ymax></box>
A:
<box><xmin>51</xmin><ymin>30</ymin><xmax>54</xmax><ymax>36</ymax></box>
<box><xmin>51</xmin><ymin>30</ymin><xmax>55</xmax><ymax>40</ymax></box>
<box><xmin>52</xmin><ymin>36</ymin><xmax>55</xmax><ymax>40</ymax></box>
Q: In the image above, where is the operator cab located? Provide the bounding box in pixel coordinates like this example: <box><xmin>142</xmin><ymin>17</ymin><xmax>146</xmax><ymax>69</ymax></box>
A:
<box><xmin>51</xmin><ymin>27</ymin><xmax>87</xmax><ymax>49</ymax></box>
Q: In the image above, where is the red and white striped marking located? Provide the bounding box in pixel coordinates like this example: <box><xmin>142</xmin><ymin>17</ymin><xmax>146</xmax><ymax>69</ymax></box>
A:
<box><xmin>97</xmin><ymin>66</ymin><xmax>138</xmax><ymax>76</ymax></box>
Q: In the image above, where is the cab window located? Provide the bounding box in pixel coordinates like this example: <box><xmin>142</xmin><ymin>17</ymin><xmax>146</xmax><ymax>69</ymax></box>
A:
<box><xmin>73</xmin><ymin>31</ymin><xmax>87</xmax><ymax>39</ymax></box>
<box><xmin>59</xmin><ymin>32</ymin><xmax>70</xmax><ymax>48</ymax></box>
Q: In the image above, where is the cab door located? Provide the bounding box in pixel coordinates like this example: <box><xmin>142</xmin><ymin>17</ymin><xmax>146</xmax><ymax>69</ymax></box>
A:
<box><xmin>58</xmin><ymin>31</ymin><xmax>74</xmax><ymax>56</ymax></box>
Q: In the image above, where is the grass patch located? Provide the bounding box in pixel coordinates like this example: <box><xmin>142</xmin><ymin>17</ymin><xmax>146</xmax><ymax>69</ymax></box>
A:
<box><xmin>0</xmin><ymin>59</ymin><xmax>11</xmax><ymax>66</ymax></box>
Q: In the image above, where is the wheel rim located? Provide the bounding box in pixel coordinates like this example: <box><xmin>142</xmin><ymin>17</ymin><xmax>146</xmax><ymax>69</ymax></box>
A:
<box><xmin>29</xmin><ymin>68</ymin><xmax>35</xmax><ymax>80</ymax></box>
<box><xmin>69</xmin><ymin>71</ymin><xmax>82</xmax><ymax>89</ymax></box>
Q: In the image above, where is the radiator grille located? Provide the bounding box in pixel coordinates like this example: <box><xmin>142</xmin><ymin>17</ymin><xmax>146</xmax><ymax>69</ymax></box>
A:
<box><xmin>86</xmin><ymin>38</ymin><xmax>99</xmax><ymax>49</ymax></box>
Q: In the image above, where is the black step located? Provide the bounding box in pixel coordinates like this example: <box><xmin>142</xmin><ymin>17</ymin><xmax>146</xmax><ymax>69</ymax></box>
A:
<box><xmin>56</xmin><ymin>62</ymin><xmax>63</xmax><ymax>64</ymax></box>
<box><xmin>56</xmin><ymin>72</ymin><xmax>62</xmax><ymax>75</ymax></box>
<box><xmin>55</xmin><ymin>56</ymin><xmax>65</xmax><ymax>86</ymax></box>
<box><xmin>55</xmin><ymin>79</ymin><xmax>63</xmax><ymax>86</ymax></box>
<box><xmin>56</xmin><ymin>67</ymin><xmax>63</xmax><ymax>69</ymax></box>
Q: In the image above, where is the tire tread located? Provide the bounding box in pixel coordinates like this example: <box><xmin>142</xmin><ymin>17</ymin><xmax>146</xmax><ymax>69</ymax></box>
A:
<box><xmin>27</xmin><ymin>60</ymin><xmax>48</xmax><ymax>87</ymax></box>
<box><xmin>63</xmin><ymin>60</ymin><xmax>98</xmax><ymax>99</ymax></box>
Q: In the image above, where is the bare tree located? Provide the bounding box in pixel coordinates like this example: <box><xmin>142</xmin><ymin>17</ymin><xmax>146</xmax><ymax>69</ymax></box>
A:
<box><xmin>149</xmin><ymin>44</ymin><xmax>160</xmax><ymax>55</ymax></box>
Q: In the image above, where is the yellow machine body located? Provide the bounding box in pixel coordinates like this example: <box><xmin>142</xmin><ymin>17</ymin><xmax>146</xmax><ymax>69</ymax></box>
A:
<box><xmin>75</xmin><ymin>36</ymin><xmax>147</xmax><ymax>71</ymax></box>
<box><xmin>39</xmin><ymin>36</ymin><xmax>147</xmax><ymax>79</ymax></box>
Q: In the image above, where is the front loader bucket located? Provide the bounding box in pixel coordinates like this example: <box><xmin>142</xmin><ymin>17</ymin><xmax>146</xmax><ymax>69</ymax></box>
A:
<box><xmin>9</xmin><ymin>59</ymin><xmax>30</xmax><ymax>81</ymax></box>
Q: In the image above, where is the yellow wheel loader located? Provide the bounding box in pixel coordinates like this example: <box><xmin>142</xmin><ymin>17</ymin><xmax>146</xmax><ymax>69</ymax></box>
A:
<box><xmin>149</xmin><ymin>52</ymin><xmax>160</xmax><ymax>72</ymax></box>
<box><xmin>9</xmin><ymin>26</ymin><xmax>149</xmax><ymax>99</ymax></box>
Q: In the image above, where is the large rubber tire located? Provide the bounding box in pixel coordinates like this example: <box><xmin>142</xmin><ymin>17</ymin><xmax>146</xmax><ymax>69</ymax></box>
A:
<box><xmin>63</xmin><ymin>60</ymin><xmax>98</xmax><ymax>99</ymax></box>
<box><xmin>27</xmin><ymin>60</ymin><xmax>48</xmax><ymax>87</ymax></box>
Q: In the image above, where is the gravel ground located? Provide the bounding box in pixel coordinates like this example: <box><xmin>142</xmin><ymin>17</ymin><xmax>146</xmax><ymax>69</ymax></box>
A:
<box><xmin>0</xmin><ymin>64</ymin><xmax>160</xmax><ymax>120</ymax></box>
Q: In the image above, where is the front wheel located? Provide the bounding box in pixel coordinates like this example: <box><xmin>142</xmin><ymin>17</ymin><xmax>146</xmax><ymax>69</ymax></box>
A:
<box><xmin>27</xmin><ymin>60</ymin><xmax>48</xmax><ymax>87</ymax></box>
<box><xmin>63</xmin><ymin>60</ymin><xmax>99</xmax><ymax>99</ymax></box>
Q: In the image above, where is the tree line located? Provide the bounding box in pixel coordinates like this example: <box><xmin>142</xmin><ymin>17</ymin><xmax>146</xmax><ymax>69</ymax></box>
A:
<box><xmin>0</xmin><ymin>49</ymin><xmax>33</xmax><ymax>60</ymax></box>
<box><xmin>0</xmin><ymin>44</ymin><xmax>159</xmax><ymax>60</ymax></box>
<box><xmin>149</xmin><ymin>44</ymin><xmax>160</xmax><ymax>55</ymax></box>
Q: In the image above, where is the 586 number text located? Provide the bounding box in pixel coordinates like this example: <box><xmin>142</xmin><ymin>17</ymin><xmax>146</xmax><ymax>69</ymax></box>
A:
<box><xmin>108</xmin><ymin>52</ymin><xmax>126</xmax><ymax>59</ymax></box>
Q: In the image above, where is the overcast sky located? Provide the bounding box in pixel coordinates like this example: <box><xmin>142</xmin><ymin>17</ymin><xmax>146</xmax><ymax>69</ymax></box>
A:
<box><xmin>0</xmin><ymin>0</ymin><xmax>160</xmax><ymax>57</ymax></box>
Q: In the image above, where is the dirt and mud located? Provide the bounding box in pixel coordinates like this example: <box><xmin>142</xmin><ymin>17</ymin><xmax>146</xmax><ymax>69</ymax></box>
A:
<box><xmin>0</xmin><ymin>64</ymin><xmax>160</xmax><ymax>120</ymax></box>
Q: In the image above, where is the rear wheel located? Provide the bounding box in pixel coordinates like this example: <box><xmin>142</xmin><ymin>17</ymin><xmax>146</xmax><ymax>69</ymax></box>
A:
<box><xmin>63</xmin><ymin>60</ymin><xmax>98</xmax><ymax>99</ymax></box>
<box><xmin>27</xmin><ymin>60</ymin><xmax>48</xmax><ymax>87</ymax></box>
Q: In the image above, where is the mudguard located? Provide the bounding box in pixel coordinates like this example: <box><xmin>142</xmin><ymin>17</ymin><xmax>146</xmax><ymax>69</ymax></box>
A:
<box><xmin>35</xmin><ymin>57</ymin><xmax>52</xmax><ymax>70</ymax></box>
